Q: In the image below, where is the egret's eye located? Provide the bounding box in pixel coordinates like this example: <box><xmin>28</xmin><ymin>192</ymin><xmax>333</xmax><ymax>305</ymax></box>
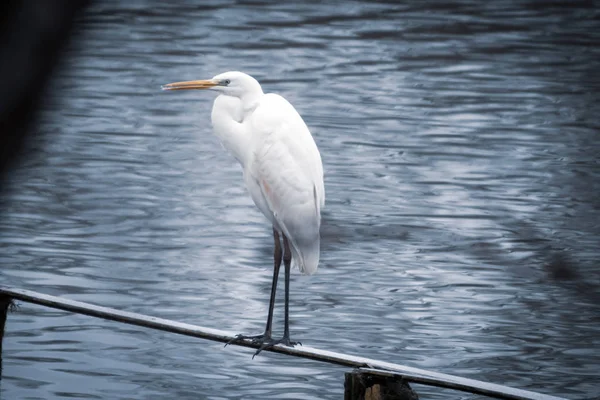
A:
<box><xmin>224</xmin><ymin>79</ymin><xmax>231</xmax><ymax>85</ymax></box>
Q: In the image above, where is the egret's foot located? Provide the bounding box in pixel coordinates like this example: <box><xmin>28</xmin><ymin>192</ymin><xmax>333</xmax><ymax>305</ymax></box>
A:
<box><xmin>225</xmin><ymin>333</ymin><xmax>271</xmax><ymax>347</ymax></box>
<box><xmin>275</xmin><ymin>336</ymin><xmax>301</xmax><ymax>348</ymax></box>
<box><xmin>253</xmin><ymin>335</ymin><xmax>301</xmax><ymax>358</ymax></box>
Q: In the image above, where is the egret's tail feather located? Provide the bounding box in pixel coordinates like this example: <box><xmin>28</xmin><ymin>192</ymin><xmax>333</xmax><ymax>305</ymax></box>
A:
<box><xmin>291</xmin><ymin>235</ymin><xmax>320</xmax><ymax>275</ymax></box>
<box><xmin>279</xmin><ymin>195</ymin><xmax>322</xmax><ymax>275</ymax></box>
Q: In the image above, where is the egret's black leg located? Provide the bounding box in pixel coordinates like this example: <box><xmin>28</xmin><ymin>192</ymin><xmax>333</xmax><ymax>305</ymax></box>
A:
<box><xmin>281</xmin><ymin>234</ymin><xmax>300</xmax><ymax>347</ymax></box>
<box><xmin>263</xmin><ymin>227</ymin><xmax>283</xmax><ymax>337</ymax></box>
<box><xmin>254</xmin><ymin>234</ymin><xmax>300</xmax><ymax>356</ymax></box>
<box><xmin>227</xmin><ymin>227</ymin><xmax>282</xmax><ymax>353</ymax></box>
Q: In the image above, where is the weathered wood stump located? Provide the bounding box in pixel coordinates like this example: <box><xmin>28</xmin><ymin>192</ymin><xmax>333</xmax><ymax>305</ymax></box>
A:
<box><xmin>0</xmin><ymin>295</ymin><xmax>14</xmax><ymax>372</ymax></box>
<box><xmin>345</xmin><ymin>370</ymin><xmax>419</xmax><ymax>400</ymax></box>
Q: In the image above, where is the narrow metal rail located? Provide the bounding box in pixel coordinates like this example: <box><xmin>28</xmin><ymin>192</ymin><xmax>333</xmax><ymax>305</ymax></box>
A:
<box><xmin>0</xmin><ymin>286</ymin><xmax>567</xmax><ymax>400</ymax></box>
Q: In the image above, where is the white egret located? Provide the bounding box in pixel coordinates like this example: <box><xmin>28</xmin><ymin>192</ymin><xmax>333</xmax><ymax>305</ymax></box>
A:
<box><xmin>162</xmin><ymin>71</ymin><xmax>325</xmax><ymax>356</ymax></box>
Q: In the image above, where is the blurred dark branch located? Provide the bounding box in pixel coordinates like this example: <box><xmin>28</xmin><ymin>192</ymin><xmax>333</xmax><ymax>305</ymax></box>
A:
<box><xmin>0</xmin><ymin>1</ymin><xmax>88</xmax><ymax>184</ymax></box>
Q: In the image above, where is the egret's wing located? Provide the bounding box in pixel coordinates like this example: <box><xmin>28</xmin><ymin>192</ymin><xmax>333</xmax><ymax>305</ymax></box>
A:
<box><xmin>246</xmin><ymin>93</ymin><xmax>324</xmax><ymax>274</ymax></box>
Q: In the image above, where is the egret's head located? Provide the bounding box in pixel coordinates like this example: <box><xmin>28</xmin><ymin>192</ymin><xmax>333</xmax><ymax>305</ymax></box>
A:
<box><xmin>162</xmin><ymin>71</ymin><xmax>262</xmax><ymax>98</ymax></box>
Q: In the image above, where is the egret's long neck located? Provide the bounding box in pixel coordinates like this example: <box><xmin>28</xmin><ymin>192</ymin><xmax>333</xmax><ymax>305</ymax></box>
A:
<box><xmin>211</xmin><ymin>94</ymin><xmax>252</xmax><ymax>166</ymax></box>
<box><xmin>240</xmin><ymin>89</ymin><xmax>263</xmax><ymax>114</ymax></box>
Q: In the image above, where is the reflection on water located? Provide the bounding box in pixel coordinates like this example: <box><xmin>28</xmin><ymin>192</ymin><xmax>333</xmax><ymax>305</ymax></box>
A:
<box><xmin>1</xmin><ymin>1</ymin><xmax>599</xmax><ymax>399</ymax></box>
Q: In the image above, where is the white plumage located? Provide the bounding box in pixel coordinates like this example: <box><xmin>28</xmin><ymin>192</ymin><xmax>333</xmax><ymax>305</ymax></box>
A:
<box><xmin>163</xmin><ymin>71</ymin><xmax>324</xmax><ymax>354</ymax></box>
<box><xmin>209</xmin><ymin>74</ymin><xmax>324</xmax><ymax>274</ymax></box>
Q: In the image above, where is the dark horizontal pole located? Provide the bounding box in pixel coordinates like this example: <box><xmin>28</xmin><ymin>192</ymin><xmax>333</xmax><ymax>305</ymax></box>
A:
<box><xmin>0</xmin><ymin>286</ymin><xmax>566</xmax><ymax>400</ymax></box>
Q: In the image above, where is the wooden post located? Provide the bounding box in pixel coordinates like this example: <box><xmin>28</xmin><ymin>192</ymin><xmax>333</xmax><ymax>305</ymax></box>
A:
<box><xmin>345</xmin><ymin>370</ymin><xmax>419</xmax><ymax>400</ymax></box>
<box><xmin>0</xmin><ymin>295</ymin><xmax>13</xmax><ymax>372</ymax></box>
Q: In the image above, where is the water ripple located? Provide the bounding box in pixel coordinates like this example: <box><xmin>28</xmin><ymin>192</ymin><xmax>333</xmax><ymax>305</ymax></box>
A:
<box><xmin>2</xmin><ymin>1</ymin><xmax>599</xmax><ymax>399</ymax></box>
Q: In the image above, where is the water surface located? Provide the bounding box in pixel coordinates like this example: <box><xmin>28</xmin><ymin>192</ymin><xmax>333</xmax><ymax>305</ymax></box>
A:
<box><xmin>1</xmin><ymin>1</ymin><xmax>599</xmax><ymax>399</ymax></box>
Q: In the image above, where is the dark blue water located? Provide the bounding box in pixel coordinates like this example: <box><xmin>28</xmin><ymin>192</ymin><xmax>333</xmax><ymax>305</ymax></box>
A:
<box><xmin>2</xmin><ymin>1</ymin><xmax>599</xmax><ymax>399</ymax></box>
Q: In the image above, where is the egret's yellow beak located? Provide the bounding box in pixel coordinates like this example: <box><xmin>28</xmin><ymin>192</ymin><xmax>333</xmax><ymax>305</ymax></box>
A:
<box><xmin>161</xmin><ymin>79</ymin><xmax>219</xmax><ymax>91</ymax></box>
